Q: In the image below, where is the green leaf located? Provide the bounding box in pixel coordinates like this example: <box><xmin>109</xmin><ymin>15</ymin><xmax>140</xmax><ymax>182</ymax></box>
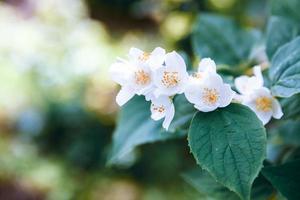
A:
<box><xmin>188</xmin><ymin>103</ymin><xmax>266</xmax><ymax>200</ymax></box>
<box><xmin>266</xmin><ymin>0</ymin><xmax>300</xmax><ymax>59</ymax></box>
<box><xmin>250</xmin><ymin>173</ymin><xmax>275</xmax><ymax>200</ymax></box>
<box><xmin>271</xmin><ymin>0</ymin><xmax>300</xmax><ymax>20</ymax></box>
<box><xmin>269</xmin><ymin>36</ymin><xmax>300</xmax><ymax>97</ymax></box>
<box><xmin>281</xmin><ymin>94</ymin><xmax>300</xmax><ymax>120</ymax></box>
<box><xmin>107</xmin><ymin>95</ymin><xmax>193</xmax><ymax>166</ymax></box>
<box><xmin>182</xmin><ymin>168</ymin><xmax>274</xmax><ymax>200</ymax></box>
<box><xmin>191</xmin><ymin>13</ymin><xmax>259</xmax><ymax>66</ymax></box>
<box><xmin>182</xmin><ymin>168</ymin><xmax>239</xmax><ymax>200</ymax></box>
<box><xmin>276</xmin><ymin>120</ymin><xmax>300</xmax><ymax>146</ymax></box>
<box><xmin>262</xmin><ymin>160</ymin><xmax>300</xmax><ymax>200</ymax></box>
<box><xmin>266</xmin><ymin>16</ymin><xmax>300</xmax><ymax>59</ymax></box>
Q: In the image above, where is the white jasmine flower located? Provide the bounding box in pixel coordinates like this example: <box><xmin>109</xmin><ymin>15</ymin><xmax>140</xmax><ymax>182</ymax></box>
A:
<box><xmin>189</xmin><ymin>57</ymin><xmax>217</xmax><ymax>83</ymax></box>
<box><xmin>234</xmin><ymin>66</ymin><xmax>283</xmax><ymax>124</ymax></box>
<box><xmin>185</xmin><ymin>73</ymin><xmax>234</xmax><ymax>112</ymax></box>
<box><xmin>153</xmin><ymin>51</ymin><xmax>189</xmax><ymax>97</ymax></box>
<box><xmin>234</xmin><ymin>65</ymin><xmax>264</xmax><ymax>95</ymax></box>
<box><xmin>242</xmin><ymin>87</ymin><xmax>283</xmax><ymax>125</ymax></box>
<box><xmin>110</xmin><ymin>58</ymin><xmax>154</xmax><ymax>106</ymax></box>
<box><xmin>150</xmin><ymin>96</ymin><xmax>175</xmax><ymax>130</ymax></box>
<box><xmin>129</xmin><ymin>47</ymin><xmax>166</xmax><ymax>70</ymax></box>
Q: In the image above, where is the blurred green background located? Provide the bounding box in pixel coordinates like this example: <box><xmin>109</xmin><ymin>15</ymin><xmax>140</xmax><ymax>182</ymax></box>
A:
<box><xmin>0</xmin><ymin>0</ymin><xmax>268</xmax><ymax>199</ymax></box>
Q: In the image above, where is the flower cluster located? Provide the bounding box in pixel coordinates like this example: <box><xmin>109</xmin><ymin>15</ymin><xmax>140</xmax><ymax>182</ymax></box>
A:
<box><xmin>110</xmin><ymin>47</ymin><xmax>283</xmax><ymax>130</ymax></box>
<box><xmin>234</xmin><ymin>66</ymin><xmax>283</xmax><ymax>125</ymax></box>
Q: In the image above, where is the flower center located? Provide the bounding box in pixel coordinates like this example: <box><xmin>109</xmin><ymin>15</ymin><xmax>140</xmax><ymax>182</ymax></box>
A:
<box><xmin>138</xmin><ymin>52</ymin><xmax>150</xmax><ymax>61</ymax></box>
<box><xmin>255</xmin><ymin>96</ymin><xmax>272</xmax><ymax>112</ymax></box>
<box><xmin>202</xmin><ymin>88</ymin><xmax>219</xmax><ymax>105</ymax></box>
<box><xmin>152</xmin><ymin>104</ymin><xmax>165</xmax><ymax>113</ymax></box>
<box><xmin>161</xmin><ymin>71</ymin><xmax>180</xmax><ymax>88</ymax></box>
<box><xmin>134</xmin><ymin>70</ymin><xmax>150</xmax><ymax>85</ymax></box>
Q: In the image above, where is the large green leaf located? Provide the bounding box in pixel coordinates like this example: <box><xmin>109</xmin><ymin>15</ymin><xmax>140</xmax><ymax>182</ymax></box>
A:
<box><xmin>266</xmin><ymin>16</ymin><xmax>300</xmax><ymax>59</ymax></box>
<box><xmin>188</xmin><ymin>103</ymin><xmax>266</xmax><ymax>200</ymax></box>
<box><xmin>182</xmin><ymin>168</ymin><xmax>274</xmax><ymax>200</ymax></box>
<box><xmin>107</xmin><ymin>95</ymin><xmax>193</xmax><ymax>166</ymax></box>
<box><xmin>281</xmin><ymin>93</ymin><xmax>300</xmax><ymax>120</ymax></box>
<box><xmin>266</xmin><ymin>0</ymin><xmax>300</xmax><ymax>59</ymax></box>
<box><xmin>262</xmin><ymin>160</ymin><xmax>300</xmax><ymax>200</ymax></box>
<box><xmin>276</xmin><ymin>120</ymin><xmax>300</xmax><ymax>146</ymax></box>
<box><xmin>269</xmin><ymin>36</ymin><xmax>300</xmax><ymax>97</ymax></box>
<box><xmin>192</xmin><ymin>14</ymin><xmax>259</xmax><ymax>66</ymax></box>
<box><xmin>182</xmin><ymin>168</ymin><xmax>239</xmax><ymax>200</ymax></box>
<box><xmin>271</xmin><ymin>0</ymin><xmax>300</xmax><ymax>21</ymax></box>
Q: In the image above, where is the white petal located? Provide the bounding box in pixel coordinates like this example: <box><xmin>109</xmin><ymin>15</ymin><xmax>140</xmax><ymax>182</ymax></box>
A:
<box><xmin>198</xmin><ymin>58</ymin><xmax>216</xmax><ymax>73</ymax></box>
<box><xmin>256</xmin><ymin>111</ymin><xmax>272</xmax><ymax>125</ymax></box>
<box><xmin>129</xmin><ymin>47</ymin><xmax>143</xmax><ymax>60</ymax></box>
<box><xmin>109</xmin><ymin>61</ymin><xmax>131</xmax><ymax>85</ymax></box>
<box><xmin>234</xmin><ymin>66</ymin><xmax>264</xmax><ymax>95</ymax></box>
<box><xmin>151</xmin><ymin>47</ymin><xmax>166</xmax><ymax>56</ymax></box>
<box><xmin>184</xmin><ymin>78</ymin><xmax>202</xmax><ymax>105</ymax></box>
<box><xmin>194</xmin><ymin>104</ymin><xmax>217</xmax><ymax>112</ymax></box>
<box><xmin>151</xmin><ymin>110</ymin><xmax>165</xmax><ymax>121</ymax></box>
<box><xmin>204</xmin><ymin>73</ymin><xmax>223</xmax><ymax>86</ymax></box>
<box><xmin>252</xmin><ymin>87</ymin><xmax>272</xmax><ymax>97</ymax></box>
<box><xmin>272</xmin><ymin>98</ymin><xmax>283</xmax><ymax>119</ymax></box>
<box><xmin>116</xmin><ymin>87</ymin><xmax>135</xmax><ymax>106</ymax></box>
<box><xmin>150</xmin><ymin>96</ymin><xmax>171</xmax><ymax>121</ymax></box>
<box><xmin>165</xmin><ymin>51</ymin><xmax>186</xmax><ymax>72</ymax></box>
<box><xmin>233</xmin><ymin>93</ymin><xmax>244</xmax><ymax>103</ymax></box>
<box><xmin>243</xmin><ymin>98</ymin><xmax>272</xmax><ymax>125</ymax></box>
<box><xmin>253</xmin><ymin>65</ymin><xmax>264</xmax><ymax>87</ymax></box>
<box><xmin>219</xmin><ymin>84</ymin><xmax>234</xmax><ymax>108</ymax></box>
<box><xmin>234</xmin><ymin>76</ymin><xmax>249</xmax><ymax>95</ymax></box>
<box><xmin>135</xmin><ymin>85</ymin><xmax>155</xmax><ymax>96</ymax></box>
<box><xmin>163</xmin><ymin>103</ymin><xmax>175</xmax><ymax>130</ymax></box>
<box><xmin>148</xmin><ymin>47</ymin><xmax>166</xmax><ymax>70</ymax></box>
<box><xmin>145</xmin><ymin>92</ymin><xmax>155</xmax><ymax>101</ymax></box>
<box><xmin>149</xmin><ymin>47</ymin><xmax>166</xmax><ymax>71</ymax></box>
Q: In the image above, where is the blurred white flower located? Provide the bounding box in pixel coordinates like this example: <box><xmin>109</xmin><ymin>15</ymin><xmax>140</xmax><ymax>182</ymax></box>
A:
<box><xmin>110</xmin><ymin>58</ymin><xmax>155</xmax><ymax>106</ymax></box>
<box><xmin>241</xmin><ymin>87</ymin><xmax>283</xmax><ymax>125</ymax></box>
<box><xmin>129</xmin><ymin>47</ymin><xmax>166</xmax><ymax>70</ymax></box>
<box><xmin>185</xmin><ymin>73</ymin><xmax>234</xmax><ymax>112</ymax></box>
<box><xmin>150</xmin><ymin>96</ymin><xmax>175</xmax><ymax>130</ymax></box>
<box><xmin>153</xmin><ymin>51</ymin><xmax>189</xmax><ymax>97</ymax></box>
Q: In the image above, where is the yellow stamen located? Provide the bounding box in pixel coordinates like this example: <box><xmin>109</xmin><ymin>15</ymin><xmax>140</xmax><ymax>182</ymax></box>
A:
<box><xmin>135</xmin><ymin>70</ymin><xmax>150</xmax><ymax>85</ymax></box>
<box><xmin>202</xmin><ymin>88</ymin><xmax>219</xmax><ymax>105</ymax></box>
<box><xmin>255</xmin><ymin>96</ymin><xmax>272</xmax><ymax>112</ymax></box>
<box><xmin>152</xmin><ymin>104</ymin><xmax>165</xmax><ymax>113</ymax></box>
<box><xmin>161</xmin><ymin>71</ymin><xmax>180</xmax><ymax>88</ymax></box>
